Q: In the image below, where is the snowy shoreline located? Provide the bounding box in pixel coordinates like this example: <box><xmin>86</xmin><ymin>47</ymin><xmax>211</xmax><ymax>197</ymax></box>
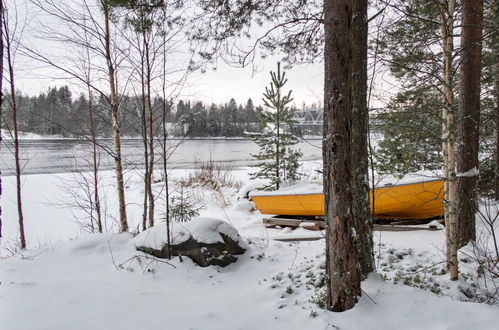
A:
<box><xmin>1</xmin><ymin>164</ymin><xmax>498</xmax><ymax>329</ymax></box>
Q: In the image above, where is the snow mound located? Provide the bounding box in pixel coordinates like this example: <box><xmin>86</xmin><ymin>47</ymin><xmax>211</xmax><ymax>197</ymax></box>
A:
<box><xmin>133</xmin><ymin>217</ymin><xmax>246</xmax><ymax>250</ymax></box>
<box><xmin>236</xmin><ymin>180</ymin><xmax>269</xmax><ymax>199</ymax></box>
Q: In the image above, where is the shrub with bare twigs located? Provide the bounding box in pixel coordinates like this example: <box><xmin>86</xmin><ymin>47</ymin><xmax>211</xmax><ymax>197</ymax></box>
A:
<box><xmin>461</xmin><ymin>200</ymin><xmax>499</xmax><ymax>304</ymax></box>
<box><xmin>180</xmin><ymin>160</ymin><xmax>242</xmax><ymax>192</ymax></box>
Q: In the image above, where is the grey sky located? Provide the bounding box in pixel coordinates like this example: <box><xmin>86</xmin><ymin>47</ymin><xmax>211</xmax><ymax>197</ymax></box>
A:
<box><xmin>9</xmin><ymin>0</ymin><xmax>391</xmax><ymax>109</ymax></box>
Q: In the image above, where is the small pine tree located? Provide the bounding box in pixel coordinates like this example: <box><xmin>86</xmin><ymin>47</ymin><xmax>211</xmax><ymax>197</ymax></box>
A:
<box><xmin>169</xmin><ymin>186</ymin><xmax>204</xmax><ymax>222</ymax></box>
<box><xmin>246</xmin><ymin>62</ymin><xmax>302</xmax><ymax>190</ymax></box>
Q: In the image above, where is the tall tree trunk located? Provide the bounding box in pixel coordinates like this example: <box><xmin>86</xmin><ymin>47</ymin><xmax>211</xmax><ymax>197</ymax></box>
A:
<box><xmin>102</xmin><ymin>2</ymin><xmax>128</xmax><ymax>232</ymax></box>
<box><xmin>323</xmin><ymin>0</ymin><xmax>361</xmax><ymax>312</ymax></box>
<box><xmin>276</xmin><ymin>72</ymin><xmax>281</xmax><ymax>191</ymax></box>
<box><xmin>88</xmin><ymin>86</ymin><xmax>103</xmax><ymax>233</ymax></box>
<box><xmin>145</xmin><ymin>34</ymin><xmax>155</xmax><ymax>228</ymax></box>
<box><xmin>351</xmin><ymin>0</ymin><xmax>373</xmax><ymax>277</ymax></box>
<box><xmin>162</xmin><ymin>99</ymin><xmax>171</xmax><ymax>258</ymax></box>
<box><xmin>439</xmin><ymin>0</ymin><xmax>458</xmax><ymax>280</ymax></box>
<box><xmin>492</xmin><ymin>2</ymin><xmax>499</xmax><ymax>201</ymax></box>
<box><xmin>84</xmin><ymin>24</ymin><xmax>103</xmax><ymax>233</ymax></box>
<box><xmin>4</xmin><ymin>6</ymin><xmax>26</xmax><ymax>249</ymax></box>
<box><xmin>0</xmin><ymin>0</ymin><xmax>4</xmax><ymax>241</ymax></box>
<box><xmin>496</xmin><ymin>49</ymin><xmax>499</xmax><ymax>201</ymax></box>
<box><xmin>457</xmin><ymin>0</ymin><xmax>483</xmax><ymax>246</ymax></box>
<box><xmin>140</xmin><ymin>39</ymin><xmax>149</xmax><ymax>232</ymax></box>
<box><xmin>161</xmin><ymin>6</ymin><xmax>171</xmax><ymax>258</ymax></box>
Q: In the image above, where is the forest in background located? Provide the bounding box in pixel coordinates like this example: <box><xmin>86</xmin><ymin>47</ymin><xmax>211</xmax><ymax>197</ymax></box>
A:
<box><xmin>1</xmin><ymin>87</ymin><xmax>266</xmax><ymax>138</ymax></box>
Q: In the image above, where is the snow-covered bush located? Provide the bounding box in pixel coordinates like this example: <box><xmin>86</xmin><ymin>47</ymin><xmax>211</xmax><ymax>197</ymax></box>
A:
<box><xmin>180</xmin><ymin>160</ymin><xmax>242</xmax><ymax>191</ymax></box>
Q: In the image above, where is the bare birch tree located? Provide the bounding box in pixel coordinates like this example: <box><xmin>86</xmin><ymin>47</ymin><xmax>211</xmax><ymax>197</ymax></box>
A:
<box><xmin>437</xmin><ymin>0</ymin><xmax>459</xmax><ymax>280</ymax></box>
<box><xmin>0</xmin><ymin>0</ymin><xmax>4</xmax><ymax>242</ymax></box>
<box><xmin>2</xmin><ymin>1</ymin><xmax>26</xmax><ymax>248</ymax></box>
<box><xmin>83</xmin><ymin>20</ymin><xmax>104</xmax><ymax>233</ymax></box>
<box><xmin>115</xmin><ymin>0</ymin><xmax>165</xmax><ymax>230</ymax></box>
<box><xmin>28</xmin><ymin>0</ymin><xmax>129</xmax><ymax>232</ymax></box>
<box><xmin>100</xmin><ymin>0</ymin><xmax>128</xmax><ymax>232</ymax></box>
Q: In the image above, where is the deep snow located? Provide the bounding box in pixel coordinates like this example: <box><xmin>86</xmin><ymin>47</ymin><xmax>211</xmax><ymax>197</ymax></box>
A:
<box><xmin>1</xmin><ymin>164</ymin><xmax>498</xmax><ymax>329</ymax></box>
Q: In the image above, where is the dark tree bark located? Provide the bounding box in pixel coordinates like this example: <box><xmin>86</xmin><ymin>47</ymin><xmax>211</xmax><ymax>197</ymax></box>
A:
<box><xmin>457</xmin><ymin>0</ymin><xmax>483</xmax><ymax>246</ymax></box>
<box><xmin>351</xmin><ymin>0</ymin><xmax>373</xmax><ymax>277</ymax></box>
<box><xmin>323</xmin><ymin>0</ymin><xmax>362</xmax><ymax>312</ymax></box>
<box><xmin>496</xmin><ymin>47</ymin><xmax>499</xmax><ymax>201</ymax></box>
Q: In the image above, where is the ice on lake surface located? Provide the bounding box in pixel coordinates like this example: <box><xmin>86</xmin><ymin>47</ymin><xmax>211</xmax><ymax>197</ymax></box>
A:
<box><xmin>1</xmin><ymin>138</ymin><xmax>323</xmax><ymax>175</ymax></box>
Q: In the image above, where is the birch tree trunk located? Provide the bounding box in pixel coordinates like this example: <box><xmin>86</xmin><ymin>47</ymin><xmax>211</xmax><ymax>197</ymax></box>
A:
<box><xmin>3</xmin><ymin>4</ymin><xmax>26</xmax><ymax>248</ymax></box>
<box><xmin>83</xmin><ymin>22</ymin><xmax>103</xmax><ymax>233</ymax></box>
<box><xmin>323</xmin><ymin>0</ymin><xmax>362</xmax><ymax>312</ymax></box>
<box><xmin>102</xmin><ymin>1</ymin><xmax>128</xmax><ymax>232</ymax></box>
<box><xmin>87</xmin><ymin>86</ymin><xmax>103</xmax><ymax>233</ymax></box>
<box><xmin>0</xmin><ymin>0</ymin><xmax>4</xmax><ymax>242</ymax></box>
<box><xmin>139</xmin><ymin>37</ymin><xmax>149</xmax><ymax>231</ymax></box>
<box><xmin>145</xmin><ymin>35</ymin><xmax>155</xmax><ymax>228</ymax></box>
<box><xmin>439</xmin><ymin>0</ymin><xmax>458</xmax><ymax>280</ymax></box>
<box><xmin>457</xmin><ymin>0</ymin><xmax>483</xmax><ymax>246</ymax></box>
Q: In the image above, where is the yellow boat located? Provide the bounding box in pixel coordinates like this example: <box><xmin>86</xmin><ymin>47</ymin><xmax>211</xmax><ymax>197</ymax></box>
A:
<box><xmin>249</xmin><ymin>179</ymin><xmax>444</xmax><ymax>220</ymax></box>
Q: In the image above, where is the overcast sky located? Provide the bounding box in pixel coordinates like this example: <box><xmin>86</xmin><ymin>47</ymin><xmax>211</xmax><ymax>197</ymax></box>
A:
<box><xmin>185</xmin><ymin>59</ymin><xmax>324</xmax><ymax>107</ymax></box>
<box><xmin>10</xmin><ymin>0</ymin><xmax>391</xmax><ymax>109</ymax></box>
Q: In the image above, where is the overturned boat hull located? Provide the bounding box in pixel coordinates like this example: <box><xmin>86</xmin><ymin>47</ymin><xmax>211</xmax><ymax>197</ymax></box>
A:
<box><xmin>250</xmin><ymin>179</ymin><xmax>444</xmax><ymax>220</ymax></box>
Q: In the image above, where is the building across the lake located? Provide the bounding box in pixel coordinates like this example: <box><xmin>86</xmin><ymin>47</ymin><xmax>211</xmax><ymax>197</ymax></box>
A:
<box><xmin>291</xmin><ymin>108</ymin><xmax>384</xmax><ymax>136</ymax></box>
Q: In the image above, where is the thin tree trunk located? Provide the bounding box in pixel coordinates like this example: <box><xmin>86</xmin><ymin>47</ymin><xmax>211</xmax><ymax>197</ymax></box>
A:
<box><xmin>323</xmin><ymin>0</ymin><xmax>361</xmax><ymax>312</ymax></box>
<box><xmin>457</xmin><ymin>0</ymin><xmax>483</xmax><ymax>246</ymax></box>
<box><xmin>84</xmin><ymin>24</ymin><xmax>103</xmax><ymax>233</ymax></box>
<box><xmin>145</xmin><ymin>34</ymin><xmax>155</xmax><ymax>228</ymax></box>
<box><xmin>140</xmin><ymin>39</ymin><xmax>149</xmax><ymax>232</ymax></box>
<box><xmin>0</xmin><ymin>0</ymin><xmax>4</xmax><ymax>241</ymax></box>
<box><xmin>491</xmin><ymin>2</ymin><xmax>499</xmax><ymax>201</ymax></box>
<box><xmin>439</xmin><ymin>0</ymin><xmax>458</xmax><ymax>280</ymax></box>
<box><xmin>162</xmin><ymin>99</ymin><xmax>171</xmax><ymax>258</ymax></box>
<box><xmin>161</xmin><ymin>6</ymin><xmax>171</xmax><ymax>258</ymax></box>
<box><xmin>4</xmin><ymin>7</ymin><xmax>26</xmax><ymax>249</ymax></box>
<box><xmin>496</xmin><ymin>54</ymin><xmax>499</xmax><ymax>201</ymax></box>
<box><xmin>88</xmin><ymin>86</ymin><xmax>103</xmax><ymax>233</ymax></box>
<box><xmin>102</xmin><ymin>2</ymin><xmax>128</xmax><ymax>232</ymax></box>
<box><xmin>276</xmin><ymin>74</ymin><xmax>281</xmax><ymax>191</ymax></box>
<box><xmin>351</xmin><ymin>0</ymin><xmax>373</xmax><ymax>277</ymax></box>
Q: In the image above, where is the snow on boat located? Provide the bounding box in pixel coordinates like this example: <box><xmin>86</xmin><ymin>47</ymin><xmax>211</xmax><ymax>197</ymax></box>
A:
<box><xmin>249</xmin><ymin>178</ymin><xmax>444</xmax><ymax>220</ymax></box>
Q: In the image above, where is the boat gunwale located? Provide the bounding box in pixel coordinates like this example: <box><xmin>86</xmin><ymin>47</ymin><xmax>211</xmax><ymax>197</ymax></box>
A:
<box><xmin>249</xmin><ymin>178</ymin><xmax>444</xmax><ymax>197</ymax></box>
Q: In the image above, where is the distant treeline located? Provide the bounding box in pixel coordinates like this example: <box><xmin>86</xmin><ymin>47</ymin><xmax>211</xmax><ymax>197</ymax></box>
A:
<box><xmin>1</xmin><ymin>86</ymin><xmax>277</xmax><ymax>138</ymax></box>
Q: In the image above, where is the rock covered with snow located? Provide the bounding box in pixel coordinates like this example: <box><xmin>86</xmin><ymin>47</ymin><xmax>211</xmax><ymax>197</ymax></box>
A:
<box><xmin>133</xmin><ymin>217</ymin><xmax>247</xmax><ymax>267</ymax></box>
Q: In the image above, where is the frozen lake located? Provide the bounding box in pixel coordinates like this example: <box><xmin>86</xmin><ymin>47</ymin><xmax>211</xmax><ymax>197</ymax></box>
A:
<box><xmin>1</xmin><ymin>138</ymin><xmax>323</xmax><ymax>175</ymax></box>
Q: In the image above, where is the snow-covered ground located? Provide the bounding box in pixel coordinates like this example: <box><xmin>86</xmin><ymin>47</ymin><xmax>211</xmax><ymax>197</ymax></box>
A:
<box><xmin>1</xmin><ymin>163</ymin><xmax>498</xmax><ymax>329</ymax></box>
